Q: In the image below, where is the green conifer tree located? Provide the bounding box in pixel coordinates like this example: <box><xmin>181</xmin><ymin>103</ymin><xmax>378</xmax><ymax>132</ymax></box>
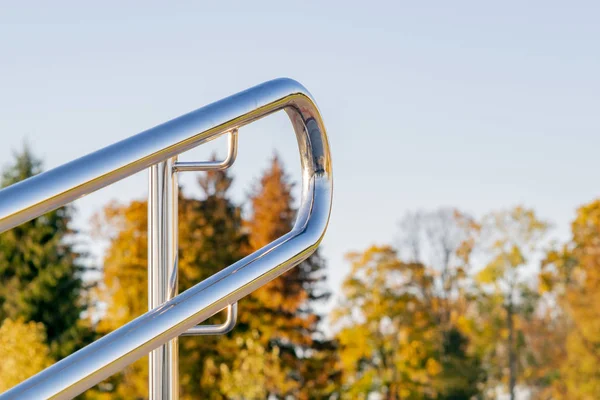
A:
<box><xmin>0</xmin><ymin>145</ymin><xmax>91</xmax><ymax>360</ymax></box>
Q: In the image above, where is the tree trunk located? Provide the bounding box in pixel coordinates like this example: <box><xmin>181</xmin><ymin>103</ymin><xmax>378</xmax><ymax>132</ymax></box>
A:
<box><xmin>507</xmin><ymin>300</ymin><xmax>516</xmax><ymax>400</ymax></box>
<box><xmin>388</xmin><ymin>362</ymin><xmax>400</xmax><ymax>400</ymax></box>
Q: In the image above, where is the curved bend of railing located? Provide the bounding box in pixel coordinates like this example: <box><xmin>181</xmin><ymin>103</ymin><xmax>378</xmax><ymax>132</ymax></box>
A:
<box><xmin>0</xmin><ymin>78</ymin><xmax>332</xmax><ymax>400</ymax></box>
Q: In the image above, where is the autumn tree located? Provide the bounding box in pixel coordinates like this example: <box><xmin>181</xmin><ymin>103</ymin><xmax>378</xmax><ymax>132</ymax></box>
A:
<box><xmin>239</xmin><ymin>154</ymin><xmax>337</xmax><ymax>398</ymax></box>
<box><xmin>93</xmin><ymin>199</ymin><xmax>149</xmax><ymax>398</ymax></box>
<box><xmin>396</xmin><ymin>209</ymin><xmax>484</xmax><ymax>399</ymax></box>
<box><xmin>473</xmin><ymin>206</ymin><xmax>549</xmax><ymax>399</ymax></box>
<box><xmin>397</xmin><ymin>209</ymin><xmax>478</xmax><ymax>323</ymax></box>
<box><xmin>0</xmin><ymin>318</ymin><xmax>53</xmax><ymax>392</ymax></box>
<box><xmin>540</xmin><ymin>200</ymin><xmax>600</xmax><ymax>399</ymax></box>
<box><xmin>332</xmin><ymin>246</ymin><xmax>442</xmax><ymax>399</ymax></box>
<box><xmin>0</xmin><ymin>146</ymin><xmax>92</xmax><ymax>361</ymax></box>
<box><xmin>219</xmin><ymin>333</ymin><xmax>299</xmax><ymax>399</ymax></box>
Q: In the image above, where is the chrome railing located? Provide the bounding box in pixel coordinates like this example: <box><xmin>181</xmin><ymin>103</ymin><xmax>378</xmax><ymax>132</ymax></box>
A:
<box><xmin>0</xmin><ymin>78</ymin><xmax>332</xmax><ymax>399</ymax></box>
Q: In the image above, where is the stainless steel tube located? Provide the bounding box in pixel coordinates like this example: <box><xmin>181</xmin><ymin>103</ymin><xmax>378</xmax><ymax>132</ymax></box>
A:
<box><xmin>0</xmin><ymin>78</ymin><xmax>332</xmax><ymax>400</ymax></box>
<box><xmin>0</xmin><ymin>78</ymin><xmax>329</xmax><ymax>234</ymax></box>
<box><xmin>181</xmin><ymin>303</ymin><xmax>238</xmax><ymax>336</ymax></box>
<box><xmin>173</xmin><ymin>129</ymin><xmax>238</xmax><ymax>172</ymax></box>
<box><xmin>148</xmin><ymin>158</ymin><xmax>179</xmax><ymax>399</ymax></box>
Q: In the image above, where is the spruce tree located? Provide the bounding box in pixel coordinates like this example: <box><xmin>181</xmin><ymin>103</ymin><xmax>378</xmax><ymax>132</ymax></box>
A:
<box><xmin>0</xmin><ymin>145</ymin><xmax>91</xmax><ymax>360</ymax></box>
<box><xmin>240</xmin><ymin>154</ymin><xmax>337</xmax><ymax>398</ymax></box>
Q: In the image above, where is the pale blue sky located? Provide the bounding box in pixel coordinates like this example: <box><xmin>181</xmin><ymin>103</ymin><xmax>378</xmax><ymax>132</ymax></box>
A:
<box><xmin>1</xmin><ymin>1</ymin><xmax>599</xmax><ymax>310</ymax></box>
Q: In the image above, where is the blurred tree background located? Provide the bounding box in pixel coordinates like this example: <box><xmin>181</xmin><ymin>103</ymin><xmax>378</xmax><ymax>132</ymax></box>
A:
<box><xmin>0</xmin><ymin>147</ymin><xmax>95</xmax><ymax>391</ymax></box>
<box><xmin>1</xmin><ymin>146</ymin><xmax>600</xmax><ymax>399</ymax></box>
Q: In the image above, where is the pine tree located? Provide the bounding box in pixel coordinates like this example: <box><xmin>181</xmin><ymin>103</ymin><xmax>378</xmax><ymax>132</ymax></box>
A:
<box><xmin>239</xmin><ymin>154</ymin><xmax>337</xmax><ymax>398</ymax></box>
<box><xmin>0</xmin><ymin>145</ymin><xmax>91</xmax><ymax>360</ymax></box>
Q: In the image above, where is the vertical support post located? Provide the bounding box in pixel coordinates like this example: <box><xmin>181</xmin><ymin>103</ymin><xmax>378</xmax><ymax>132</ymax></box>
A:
<box><xmin>148</xmin><ymin>158</ymin><xmax>179</xmax><ymax>399</ymax></box>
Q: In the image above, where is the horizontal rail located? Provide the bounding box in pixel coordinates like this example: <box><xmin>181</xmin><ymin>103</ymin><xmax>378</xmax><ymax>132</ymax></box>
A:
<box><xmin>0</xmin><ymin>78</ymin><xmax>332</xmax><ymax>399</ymax></box>
<box><xmin>0</xmin><ymin>78</ymin><xmax>329</xmax><ymax>234</ymax></box>
<box><xmin>181</xmin><ymin>302</ymin><xmax>238</xmax><ymax>336</ymax></box>
<box><xmin>173</xmin><ymin>129</ymin><xmax>238</xmax><ymax>172</ymax></box>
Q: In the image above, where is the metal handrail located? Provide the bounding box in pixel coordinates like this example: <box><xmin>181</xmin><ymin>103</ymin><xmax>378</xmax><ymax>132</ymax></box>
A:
<box><xmin>172</xmin><ymin>128</ymin><xmax>240</xmax><ymax>338</ymax></box>
<box><xmin>0</xmin><ymin>78</ymin><xmax>332</xmax><ymax>399</ymax></box>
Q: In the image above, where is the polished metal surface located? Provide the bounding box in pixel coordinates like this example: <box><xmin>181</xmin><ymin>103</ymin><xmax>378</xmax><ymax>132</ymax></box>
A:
<box><xmin>148</xmin><ymin>158</ymin><xmax>179</xmax><ymax>399</ymax></box>
<box><xmin>0</xmin><ymin>78</ymin><xmax>332</xmax><ymax>400</ymax></box>
<box><xmin>173</xmin><ymin>129</ymin><xmax>238</xmax><ymax>172</ymax></box>
<box><xmin>181</xmin><ymin>302</ymin><xmax>238</xmax><ymax>336</ymax></box>
<box><xmin>173</xmin><ymin>128</ymin><xmax>240</xmax><ymax>337</ymax></box>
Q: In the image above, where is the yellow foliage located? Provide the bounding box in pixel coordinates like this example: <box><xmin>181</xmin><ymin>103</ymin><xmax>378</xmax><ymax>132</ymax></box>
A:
<box><xmin>333</xmin><ymin>246</ymin><xmax>443</xmax><ymax>398</ymax></box>
<box><xmin>540</xmin><ymin>200</ymin><xmax>600</xmax><ymax>398</ymax></box>
<box><xmin>92</xmin><ymin>200</ymin><xmax>149</xmax><ymax>398</ymax></box>
<box><xmin>219</xmin><ymin>334</ymin><xmax>299</xmax><ymax>399</ymax></box>
<box><xmin>0</xmin><ymin>318</ymin><xmax>53</xmax><ymax>393</ymax></box>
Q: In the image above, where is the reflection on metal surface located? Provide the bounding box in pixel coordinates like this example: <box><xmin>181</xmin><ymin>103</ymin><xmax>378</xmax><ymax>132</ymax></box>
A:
<box><xmin>148</xmin><ymin>157</ymin><xmax>179</xmax><ymax>399</ymax></box>
<box><xmin>0</xmin><ymin>78</ymin><xmax>332</xmax><ymax>400</ymax></box>
<box><xmin>173</xmin><ymin>129</ymin><xmax>238</xmax><ymax>172</ymax></box>
<box><xmin>181</xmin><ymin>302</ymin><xmax>238</xmax><ymax>336</ymax></box>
